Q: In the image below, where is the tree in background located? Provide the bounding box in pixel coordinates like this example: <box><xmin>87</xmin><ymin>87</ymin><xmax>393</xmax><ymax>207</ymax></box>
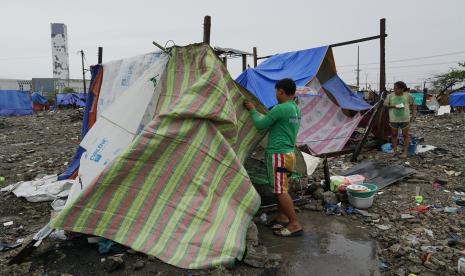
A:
<box><xmin>62</xmin><ymin>87</ymin><xmax>75</xmax><ymax>93</ymax></box>
<box><xmin>433</xmin><ymin>62</ymin><xmax>465</xmax><ymax>93</ymax></box>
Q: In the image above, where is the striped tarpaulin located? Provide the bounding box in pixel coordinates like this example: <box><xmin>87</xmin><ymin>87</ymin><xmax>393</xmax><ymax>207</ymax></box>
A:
<box><xmin>51</xmin><ymin>44</ymin><xmax>263</xmax><ymax>269</ymax></box>
<box><xmin>297</xmin><ymin>92</ymin><xmax>363</xmax><ymax>154</ymax></box>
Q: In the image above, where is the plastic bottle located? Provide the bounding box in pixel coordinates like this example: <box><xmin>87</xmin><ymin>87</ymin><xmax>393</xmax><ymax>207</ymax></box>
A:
<box><xmin>458</xmin><ymin>257</ymin><xmax>465</xmax><ymax>273</ymax></box>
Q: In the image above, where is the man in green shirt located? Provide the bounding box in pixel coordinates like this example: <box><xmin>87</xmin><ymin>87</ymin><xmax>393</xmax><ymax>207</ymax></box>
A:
<box><xmin>384</xmin><ymin>81</ymin><xmax>417</xmax><ymax>158</ymax></box>
<box><xmin>244</xmin><ymin>78</ymin><xmax>303</xmax><ymax>237</ymax></box>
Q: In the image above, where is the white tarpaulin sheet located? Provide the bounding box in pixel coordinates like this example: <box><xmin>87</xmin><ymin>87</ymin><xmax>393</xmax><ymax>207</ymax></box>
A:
<box><xmin>66</xmin><ymin>52</ymin><xmax>169</xmax><ymax>204</ymax></box>
<box><xmin>96</xmin><ymin>52</ymin><xmax>167</xmax><ymax>116</ymax></box>
<box><xmin>1</xmin><ymin>175</ymin><xmax>75</xmax><ymax>203</ymax></box>
<box><xmin>301</xmin><ymin>151</ymin><xmax>321</xmax><ymax>176</ymax></box>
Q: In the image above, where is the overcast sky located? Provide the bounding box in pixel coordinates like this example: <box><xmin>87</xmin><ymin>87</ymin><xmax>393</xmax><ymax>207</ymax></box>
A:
<box><xmin>1</xmin><ymin>0</ymin><xmax>464</xmax><ymax>89</ymax></box>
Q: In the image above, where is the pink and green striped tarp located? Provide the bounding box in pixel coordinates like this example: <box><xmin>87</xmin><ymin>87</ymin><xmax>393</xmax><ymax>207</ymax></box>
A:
<box><xmin>51</xmin><ymin>44</ymin><xmax>263</xmax><ymax>269</ymax></box>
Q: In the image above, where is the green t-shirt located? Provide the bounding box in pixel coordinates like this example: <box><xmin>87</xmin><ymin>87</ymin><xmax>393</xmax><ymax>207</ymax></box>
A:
<box><xmin>250</xmin><ymin>100</ymin><xmax>301</xmax><ymax>153</ymax></box>
<box><xmin>385</xmin><ymin>92</ymin><xmax>414</xmax><ymax>123</ymax></box>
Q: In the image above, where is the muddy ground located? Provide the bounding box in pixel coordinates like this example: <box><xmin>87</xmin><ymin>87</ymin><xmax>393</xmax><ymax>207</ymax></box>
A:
<box><xmin>0</xmin><ymin>110</ymin><xmax>464</xmax><ymax>275</ymax></box>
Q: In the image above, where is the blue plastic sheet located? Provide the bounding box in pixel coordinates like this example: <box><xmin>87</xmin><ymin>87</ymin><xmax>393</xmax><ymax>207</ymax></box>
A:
<box><xmin>0</xmin><ymin>90</ymin><xmax>33</xmax><ymax>116</ymax></box>
<box><xmin>449</xmin><ymin>91</ymin><xmax>465</xmax><ymax>107</ymax></box>
<box><xmin>322</xmin><ymin>75</ymin><xmax>371</xmax><ymax>111</ymax></box>
<box><xmin>58</xmin><ymin>66</ymin><xmax>101</xmax><ymax>180</ymax></box>
<box><xmin>31</xmin><ymin>92</ymin><xmax>48</xmax><ymax>105</ymax></box>
<box><xmin>236</xmin><ymin>46</ymin><xmax>328</xmax><ymax>108</ymax></box>
<box><xmin>56</xmin><ymin>93</ymin><xmax>86</xmax><ymax>107</ymax></box>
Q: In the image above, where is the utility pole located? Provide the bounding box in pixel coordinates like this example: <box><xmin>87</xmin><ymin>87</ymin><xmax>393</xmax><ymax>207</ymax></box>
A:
<box><xmin>203</xmin><ymin>15</ymin><xmax>211</xmax><ymax>45</ymax></box>
<box><xmin>80</xmin><ymin>50</ymin><xmax>87</xmax><ymax>98</ymax></box>
<box><xmin>356</xmin><ymin>45</ymin><xmax>360</xmax><ymax>88</ymax></box>
<box><xmin>379</xmin><ymin>18</ymin><xmax>386</xmax><ymax>93</ymax></box>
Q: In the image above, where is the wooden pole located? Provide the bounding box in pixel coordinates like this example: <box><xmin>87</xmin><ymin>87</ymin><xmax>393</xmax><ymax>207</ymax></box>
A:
<box><xmin>351</xmin><ymin>94</ymin><xmax>385</xmax><ymax>162</ymax></box>
<box><xmin>98</xmin><ymin>47</ymin><xmax>103</xmax><ymax>64</ymax></box>
<box><xmin>380</xmin><ymin>18</ymin><xmax>386</xmax><ymax>93</ymax></box>
<box><xmin>80</xmin><ymin>50</ymin><xmax>87</xmax><ymax>97</ymax></box>
<box><xmin>253</xmin><ymin>47</ymin><xmax>258</xmax><ymax>67</ymax></box>
<box><xmin>242</xmin><ymin>54</ymin><xmax>247</xmax><ymax>72</ymax></box>
<box><xmin>203</xmin><ymin>15</ymin><xmax>211</xmax><ymax>45</ymax></box>
<box><xmin>323</xmin><ymin>157</ymin><xmax>331</xmax><ymax>191</ymax></box>
<box><xmin>329</xmin><ymin>34</ymin><xmax>387</xmax><ymax>48</ymax></box>
<box><xmin>222</xmin><ymin>56</ymin><xmax>227</xmax><ymax>68</ymax></box>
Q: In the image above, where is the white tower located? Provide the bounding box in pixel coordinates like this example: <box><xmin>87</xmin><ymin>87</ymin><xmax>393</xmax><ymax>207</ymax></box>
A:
<box><xmin>50</xmin><ymin>23</ymin><xmax>70</xmax><ymax>83</ymax></box>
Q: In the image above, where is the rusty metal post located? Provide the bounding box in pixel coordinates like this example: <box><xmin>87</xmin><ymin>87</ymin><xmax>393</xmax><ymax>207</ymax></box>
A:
<box><xmin>380</xmin><ymin>18</ymin><xmax>386</xmax><ymax>93</ymax></box>
<box><xmin>253</xmin><ymin>47</ymin><xmax>257</xmax><ymax>67</ymax></box>
<box><xmin>203</xmin><ymin>16</ymin><xmax>211</xmax><ymax>45</ymax></box>
<box><xmin>242</xmin><ymin>54</ymin><xmax>247</xmax><ymax>72</ymax></box>
<box><xmin>98</xmin><ymin>47</ymin><xmax>103</xmax><ymax>64</ymax></box>
<box><xmin>323</xmin><ymin>157</ymin><xmax>331</xmax><ymax>191</ymax></box>
<box><xmin>351</xmin><ymin>93</ymin><xmax>385</xmax><ymax>162</ymax></box>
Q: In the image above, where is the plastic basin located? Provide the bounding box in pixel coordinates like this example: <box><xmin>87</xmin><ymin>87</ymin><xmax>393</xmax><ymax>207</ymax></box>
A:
<box><xmin>347</xmin><ymin>183</ymin><xmax>378</xmax><ymax>198</ymax></box>
<box><xmin>348</xmin><ymin>192</ymin><xmax>374</xmax><ymax>209</ymax></box>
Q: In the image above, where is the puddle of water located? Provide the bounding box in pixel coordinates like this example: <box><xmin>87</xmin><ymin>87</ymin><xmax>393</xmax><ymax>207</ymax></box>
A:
<box><xmin>259</xmin><ymin>212</ymin><xmax>380</xmax><ymax>276</ymax></box>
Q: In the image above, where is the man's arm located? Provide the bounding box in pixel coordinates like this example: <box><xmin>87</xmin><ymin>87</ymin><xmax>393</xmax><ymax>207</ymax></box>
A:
<box><xmin>244</xmin><ymin>100</ymin><xmax>281</xmax><ymax>130</ymax></box>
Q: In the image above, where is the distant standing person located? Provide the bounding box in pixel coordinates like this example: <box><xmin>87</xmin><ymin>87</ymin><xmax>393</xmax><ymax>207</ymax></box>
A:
<box><xmin>385</xmin><ymin>81</ymin><xmax>417</xmax><ymax>158</ymax></box>
<box><xmin>244</xmin><ymin>78</ymin><xmax>303</xmax><ymax>237</ymax></box>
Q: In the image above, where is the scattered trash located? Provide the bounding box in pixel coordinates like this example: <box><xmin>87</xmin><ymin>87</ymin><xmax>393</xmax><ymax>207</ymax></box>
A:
<box><xmin>405</xmin><ymin>235</ymin><xmax>419</xmax><ymax>246</ymax></box>
<box><xmin>401</xmin><ymin>214</ymin><xmax>415</xmax><ymax>219</ymax></box>
<box><xmin>421</xmin><ymin>245</ymin><xmax>440</xmax><ymax>253</ymax></box>
<box><xmin>49</xmin><ymin>230</ymin><xmax>67</xmax><ymax>241</ymax></box>
<box><xmin>444</xmin><ymin>207</ymin><xmax>458</xmax><ymax>214</ymax></box>
<box><xmin>98</xmin><ymin>238</ymin><xmax>116</xmax><ymax>254</ymax></box>
<box><xmin>376</xmin><ymin>224</ymin><xmax>391</xmax><ymax>230</ymax></box>
<box><xmin>416</xmin><ymin>145</ymin><xmax>436</xmax><ymax>153</ymax></box>
<box><xmin>354</xmin><ymin>209</ymin><xmax>371</xmax><ymax>217</ymax></box>
<box><xmin>379</xmin><ymin>260</ymin><xmax>391</xmax><ymax>270</ymax></box>
<box><xmin>459</xmin><ymin>257</ymin><xmax>465</xmax><ymax>274</ymax></box>
<box><xmin>259</xmin><ymin>213</ymin><xmax>268</xmax><ymax>224</ymax></box>
<box><xmin>424</xmin><ymin>228</ymin><xmax>434</xmax><ymax>238</ymax></box>
<box><xmin>0</xmin><ymin>242</ymin><xmax>22</xmax><ymax>252</ymax></box>
<box><xmin>3</xmin><ymin>221</ymin><xmax>13</xmax><ymax>227</ymax></box>
<box><xmin>0</xmin><ymin>176</ymin><xmax>5</xmax><ymax>182</ymax></box>
<box><xmin>407</xmin><ymin>205</ymin><xmax>429</xmax><ymax>213</ymax></box>
<box><xmin>381</xmin><ymin>143</ymin><xmax>393</xmax><ymax>153</ymax></box>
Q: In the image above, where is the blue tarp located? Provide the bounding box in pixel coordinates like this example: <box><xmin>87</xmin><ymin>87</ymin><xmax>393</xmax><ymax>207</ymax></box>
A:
<box><xmin>31</xmin><ymin>92</ymin><xmax>48</xmax><ymax>105</ymax></box>
<box><xmin>236</xmin><ymin>46</ymin><xmax>328</xmax><ymax>108</ymax></box>
<box><xmin>56</xmin><ymin>93</ymin><xmax>86</xmax><ymax>107</ymax></box>
<box><xmin>58</xmin><ymin>67</ymin><xmax>100</xmax><ymax>180</ymax></box>
<box><xmin>322</xmin><ymin>75</ymin><xmax>371</xmax><ymax>111</ymax></box>
<box><xmin>0</xmin><ymin>90</ymin><xmax>33</xmax><ymax>116</ymax></box>
<box><xmin>449</xmin><ymin>91</ymin><xmax>465</xmax><ymax>107</ymax></box>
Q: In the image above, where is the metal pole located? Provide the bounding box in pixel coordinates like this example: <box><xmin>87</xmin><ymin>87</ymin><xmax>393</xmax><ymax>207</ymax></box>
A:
<box><xmin>242</xmin><ymin>54</ymin><xmax>247</xmax><ymax>72</ymax></box>
<box><xmin>98</xmin><ymin>47</ymin><xmax>103</xmax><ymax>64</ymax></box>
<box><xmin>222</xmin><ymin>56</ymin><xmax>227</xmax><ymax>68</ymax></box>
<box><xmin>253</xmin><ymin>47</ymin><xmax>257</xmax><ymax>67</ymax></box>
<box><xmin>80</xmin><ymin>50</ymin><xmax>87</xmax><ymax>97</ymax></box>
<box><xmin>351</xmin><ymin>94</ymin><xmax>385</xmax><ymax>162</ymax></box>
<box><xmin>203</xmin><ymin>15</ymin><xmax>211</xmax><ymax>45</ymax></box>
<box><xmin>380</xmin><ymin>18</ymin><xmax>386</xmax><ymax>93</ymax></box>
<box><xmin>357</xmin><ymin>45</ymin><xmax>360</xmax><ymax>88</ymax></box>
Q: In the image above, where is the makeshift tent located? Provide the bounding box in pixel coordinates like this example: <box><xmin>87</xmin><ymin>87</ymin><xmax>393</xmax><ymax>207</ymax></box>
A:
<box><xmin>410</xmin><ymin>92</ymin><xmax>424</xmax><ymax>106</ymax></box>
<box><xmin>449</xmin><ymin>91</ymin><xmax>465</xmax><ymax>107</ymax></box>
<box><xmin>56</xmin><ymin>93</ymin><xmax>86</xmax><ymax>107</ymax></box>
<box><xmin>52</xmin><ymin>44</ymin><xmax>266</xmax><ymax>269</ymax></box>
<box><xmin>31</xmin><ymin>92</ymin><xmax>49</xmax><ymax>111</ymax></box>
<box><xmin>0</xmin><ymin>90</ymin><xmax>33</xmax><ymax>116</ymax></box>
<box><xmin>236</xmin><ymin>46</ymin><xmax>371</xmax><ymax>154</ymax></box>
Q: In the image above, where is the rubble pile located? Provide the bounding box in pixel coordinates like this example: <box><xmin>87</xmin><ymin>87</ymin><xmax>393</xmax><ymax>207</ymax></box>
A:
<box><xmin>0</xmin><ymin>109</ymin><xmax>82</xmax><ymax>184</ymax></box>
<box><xmin>303</xmin><ymin>113</ymin><xmax>465</xmax><ymax>275</ymax></box>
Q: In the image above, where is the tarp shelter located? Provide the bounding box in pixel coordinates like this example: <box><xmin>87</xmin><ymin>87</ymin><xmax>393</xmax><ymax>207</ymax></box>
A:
<box><xmin>52</xmin><ymin>44</ymin><xmax>266</xmax><ymax>269</ymax></box>
<box><xmin>31</xmin><ymin>92</ymin><xmax>49</xmax><ymax>111</ymax></box>
<box><xmin>236</xmin><ymin>46</ymin><xmax>371</xmax><ymax>154</ymax></box>
<box><xmin>0</xmin><ymin>90</ymin><xmax>33</xmax><ymax>116</ymax></box>
<box><xmin>410</xmin><ymin>92</ymin><xmax>424</xmax><ymax>106</ymax></box>
<box><xmin>56</xmin><ymin>93</ymin><xmax>86</xmax><ymax>107</ymax></box>
<box><xmin>449</xmin><ymin>91</ymin><xmax>465</xmax><ymax>107</ymax></box>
